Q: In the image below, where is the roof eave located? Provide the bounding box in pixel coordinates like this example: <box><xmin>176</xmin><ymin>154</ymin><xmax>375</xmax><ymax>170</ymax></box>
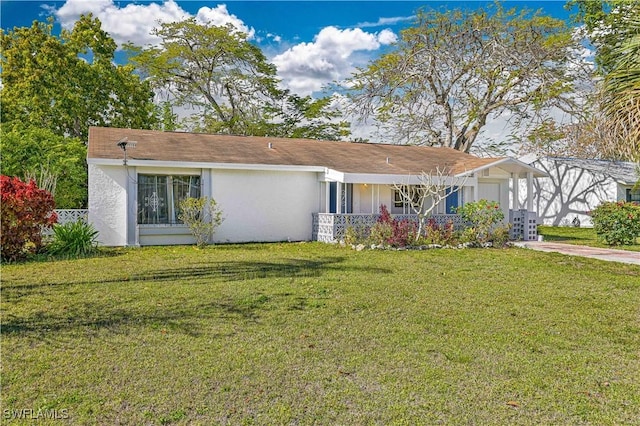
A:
<box><xmin>460</xmin><ymin>158</ymin><xmax>548</xmax><ymax>178</ymax></box>
<box><xmin>87</xmin><ymin>158</ymin><xmax>326</xmax><ymax>173</ymax></box>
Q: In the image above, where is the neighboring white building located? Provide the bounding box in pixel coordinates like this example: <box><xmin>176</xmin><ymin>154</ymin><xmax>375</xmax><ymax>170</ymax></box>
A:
<box><xmin>519</xmin><ymin>156</ymin><xmax>640</xmax><ymax>227</ymax></box>
<box><xmin>87</xmin><ymin>127</ymin><xmax>546</xmax><ymax>246</ymax></box>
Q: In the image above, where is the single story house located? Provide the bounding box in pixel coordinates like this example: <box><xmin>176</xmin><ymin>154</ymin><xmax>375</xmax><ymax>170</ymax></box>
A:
<box><xmin>518</xmin><ymin>156</ymin><xmax>640</xmax><ymax>226</ymax></box>
<box><xmin>87</xmin><ymin>126</ymin><xmax>546</xmax><ymax>246</ymax></box>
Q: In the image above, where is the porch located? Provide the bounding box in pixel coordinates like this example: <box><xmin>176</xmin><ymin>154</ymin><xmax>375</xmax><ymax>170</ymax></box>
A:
<box><xmin>312</xmin><ymin>210</ymin><xmax>538</xmax><ymax>243</ymax></box>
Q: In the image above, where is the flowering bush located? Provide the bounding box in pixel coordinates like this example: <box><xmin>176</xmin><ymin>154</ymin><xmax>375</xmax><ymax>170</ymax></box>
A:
<box><xmin>1</xmin><ymin>175</ymin><xmax>57</xmax><ymax>261</ymax></box>
<box><xmin>456</xmin><ymin>199</ymin><xmax>506</xmax><ymax>245</ymax></box>
<box><xmin>368</xmin><ymin>205</ymin><xmax>416</xmax><ymax>247</ymax></box>
<box><xmin>588</xmin><ymin>201</ymin><xmax>640</xmax><ymax>245</ymax></box>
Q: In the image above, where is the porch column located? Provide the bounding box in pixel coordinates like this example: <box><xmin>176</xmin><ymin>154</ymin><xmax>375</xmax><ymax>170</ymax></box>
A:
<box><xmin>371</xmin><ymin>184</ymin><xmax>375</xmax><ymax>213</ymax></box>
<box><xmin>473</xmin><ymin>180</ymin><xmax>479</xmax><ymax>202</ymax></box>
<box><xmin>336</xmin><ymin>182</ymin><xmax>342</xmax><ymax>214</ymax></box>
<box><xmin>325</xmin><ymin>181</ymin><xmax>330</xmax><ymax>213</ymax></box>
<box><xmin>126</xmin><ymin>166</ymin><xmax>139</xmax><ymax>246</ymax></box>
<box><xmin>512</xmin><ymin>173</ymin><xmax>519</xmax><ymax>210</ymax></box>
<box><xmin>526</xmin><ymin>172</ymin><xmax>534</xmax><ymax>211</ymax></box>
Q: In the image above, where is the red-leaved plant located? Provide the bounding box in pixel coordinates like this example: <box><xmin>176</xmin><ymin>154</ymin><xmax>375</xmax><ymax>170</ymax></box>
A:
<box><xmin>1</xmin><ymin>175</ymin><xmax>57</xmax><ymax>261</ymax></box>
<box><xmin>369</xmin><ymin>205</ymin><xmax>416</xmax><ymax>247</ymax></box>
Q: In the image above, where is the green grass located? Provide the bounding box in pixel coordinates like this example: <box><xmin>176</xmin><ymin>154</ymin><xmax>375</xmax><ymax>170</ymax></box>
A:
<box><xmin>2</xmin><ymin>243</ymin><xmax>640</xmax><ymax>425</ymax></box>
<box><xmin>538</xmin><ymin>226</ymin><xmax>640</xmax><ymax>251</ymax></box>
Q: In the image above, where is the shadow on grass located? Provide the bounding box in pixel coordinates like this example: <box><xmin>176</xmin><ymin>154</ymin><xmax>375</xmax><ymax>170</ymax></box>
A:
<box><xmin>1</xmin><ymin>257</ymin><xmax>391</xmax><ymax>337</ymax></box>
<box><xmin>3</xmin><ymin>257</ymin><xmax>373</xmax><ymax>292</ymax></box>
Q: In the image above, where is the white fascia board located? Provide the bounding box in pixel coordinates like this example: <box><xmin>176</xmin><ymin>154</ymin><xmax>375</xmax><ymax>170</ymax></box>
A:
<box><xmin>323</xmin><ymin>168</ymin><xmax>345</xmax><ymax>182</ymax></box>
<box><xmin>87</xmin><ymin>158</ymin><xmax>325</xmax><ymax>173</ymax></box>
<box><xmin>461</xmin><ymin>158</ymin><xmax>549</xmax><ymax>178</ymax></box>
<box><xmin>322</xmin><ymin>171</ymin><xmax>470</xmax><ymax>186</ymax></box>
<box><xmin>344</xmin><ymin>173</ymin><xmax>425</xmax><ymax>185</ymax></box>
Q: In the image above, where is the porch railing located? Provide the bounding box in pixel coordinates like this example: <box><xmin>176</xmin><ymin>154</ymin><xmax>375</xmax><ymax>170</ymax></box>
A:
<box><xmin>312</xmin><ymin>211</ymin><xmax>538</xmax><ymax>243</ymax></box>
<box><xmin>312</xmin><ymin>213</ymin><xmax>464</xmax><ymax>243</ymax></box>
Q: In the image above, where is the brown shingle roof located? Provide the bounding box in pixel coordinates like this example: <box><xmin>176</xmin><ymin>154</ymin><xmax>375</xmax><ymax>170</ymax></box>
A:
<box><xmin>87</xmin><ymin>126</ymin><xmax>499</xmax><ymax>175</ymax></box>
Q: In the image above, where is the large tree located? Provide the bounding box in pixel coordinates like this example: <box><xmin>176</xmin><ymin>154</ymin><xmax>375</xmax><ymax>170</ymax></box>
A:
<box><xmin>0</xmin><ymin>15</ymin><xmax>158</xmax><ymax>140</ymax></box>
<box><xmin>346</xmin><ymin>3</ymin><xmax>586</xmax><ymax>153</ymax></box>
<box><xmin>533</xmin><ymin>1</ymin><xmax>640</xmax><ymax>162</ymax></box>
<box><xmin>569</xmin><ymin>0</ymin><xmax>640</xmax><ymax>73</ymax></box>
<box><xmin>0</xmin><ymin>123</ymin><xmax>88</xmax><ymax>208</ymax></box>
<box><xmin>128</xmin><ymin>19</ymin><xmax>349</xmax><ymax>140</ymax></box>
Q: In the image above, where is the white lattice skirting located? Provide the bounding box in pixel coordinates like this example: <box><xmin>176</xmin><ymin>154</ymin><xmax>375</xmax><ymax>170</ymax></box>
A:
<box><xmin>43</xmin><ymin>209</ymin><xmax>89</xmax><ymax>235</ymax></box>
<box><xmin>312</xmin><ymin>213</ymin><xmax>465</xmax><ymax>243</ymax></box>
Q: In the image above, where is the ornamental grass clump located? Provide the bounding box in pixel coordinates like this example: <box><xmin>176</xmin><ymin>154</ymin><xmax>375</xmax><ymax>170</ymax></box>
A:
<box><xmin>588</xmin><ymin>201</ymin><xmax>640</xmax><ymax>245</ymax></box>
<box><xmin>48</xmin><ymin>220</ymin><xmax>99</xmax><ymax>258</ymax></box>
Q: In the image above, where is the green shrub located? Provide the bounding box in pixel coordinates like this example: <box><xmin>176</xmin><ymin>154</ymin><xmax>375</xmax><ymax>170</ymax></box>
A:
<box><xmin>418</xmin><ymin>219</ymin><xmax>457</xmax><ymax>246</ymax></box>
<box><xmin>368</xmin><ymin>221</ymin><xmax>393</xmax><ymax>247</ymax></box>
<box><xmin>589</xmin><ymin>201</ymin><xmax>640</xmax><ymax>245</ymax></box>
<box><xmin>456</xmin><ymin>199</ymin><xmax>505</xmax><ymax>244</ymax></box>
<box><xmin>48</xmin><ymin>221</ymin><xmax>99</xmax><ymax>258</ymax></box>
<box><xmin>458</xmin><ymin>227</ymin><xmax>478</xmax><ymax>246</ymax></box>
<box><xmin>344</xmin><ymin>225</ymin><xmax>363</xmax><ymax>245</ymax></box>
<box><xmin>178</xmin><ymin>197</ymin><xmax>224</xmax><ymax>247</ymax></box>
<box><xmin>491</xmin><ymin>224</ymin><xmax>512</xmax><ymax>248</ymax></box>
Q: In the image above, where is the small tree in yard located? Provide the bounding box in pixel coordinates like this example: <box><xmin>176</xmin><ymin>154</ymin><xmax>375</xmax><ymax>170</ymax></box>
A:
<box><xmin>1</xmin><ymin>175</ymin><xmax>57</xmax><ymax>261</ymax></box>
<box><xmin>178</xmin><ymin>197</ymin><xmax>224</xmax><ymax>248</ymax></box>
<box><xmin>392</xmin><ymin>167</ymin><xmax>467</xmax><ymax>243</ymax></box>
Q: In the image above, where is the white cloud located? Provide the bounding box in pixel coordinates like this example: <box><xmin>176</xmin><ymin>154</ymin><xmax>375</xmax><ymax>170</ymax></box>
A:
<box><xmin>195</xmin><ymin>4</ymin><xmax>255</xmax><ymax>39</ymax></box>
<box><xmin>271</xmin><ymin>26</ymin><xmax>396</xmax><ymax>96</ymax></box>
<box><xmin>267</xmin><ymin>33</ymin><xmax>282</xmax><ymax>43</ymax></box>
<box><xmin>55</xmin><ymin>0</ymin><xmax>189</xmax><ymax>46</ymax></box>
<box><xmin>377</xmin><ymin>29</ymin><xmax>397</xmax><ymax>45</ymax></box>
<box><xmin>53</xmin><ymin>0</ymin><xmax>254</xmax><ymax>47</ymax></box>
<box><xmin>356</xmin><ymin>15</ymin><xmax>415</xmax><ymax>28</ymax></box>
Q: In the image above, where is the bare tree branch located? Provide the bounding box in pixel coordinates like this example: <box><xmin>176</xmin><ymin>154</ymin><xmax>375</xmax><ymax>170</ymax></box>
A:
<box><xmin>392</xmin><ymin>167</ymin><xmax>468</xmax><ymax>241</ymax></box>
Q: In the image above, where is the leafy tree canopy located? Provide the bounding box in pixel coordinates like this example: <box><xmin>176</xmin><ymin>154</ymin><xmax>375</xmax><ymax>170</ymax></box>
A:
<box><xmin>0</xmin><ymin>122</ymin><xmax>88</xmax><ymax>208</ymax></box>
<box><xmin>127</xmin><ymin>18</ymin><xmax>349</xmax><ymax>140</ymax></box>
<box><xmin>568</xmin><ymin>0</ymin><xmax>640</xmax><ymax>74</ymax></box>
<box><xmin>543</xmin><ymin>0</ymin><xmax>640</xmax><ymax>162</ymax></box>
<box><xmin>0</xmin><ymin>15</ymin><xmax>158</xmax><ymax>140</ymax></box>
<box><xmin>345</xmin><ymin>2</ymin><xmax>586</xmax><ymax>153</ymax></box>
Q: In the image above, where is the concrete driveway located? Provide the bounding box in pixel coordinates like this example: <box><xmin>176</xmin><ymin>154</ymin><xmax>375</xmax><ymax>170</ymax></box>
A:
<box><xmin>514</xmin><ymin>241</ymin><xmax>640</xmax><ymax>266</ymax></box>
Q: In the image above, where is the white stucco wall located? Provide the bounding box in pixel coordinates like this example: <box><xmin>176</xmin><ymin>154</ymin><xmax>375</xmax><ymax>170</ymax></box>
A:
<box><xmin>520</xmin><ymin>159</ymin><xmax>619</xmax><ymax>226</ymax></box>
<box><xmin>211</xmin><ymin>169</ymin><xmax>320</xmax><ymax>243</ymax></box>
<box><xmin>88</xmin><ymin>164</ymin><xmax>129</xmax><ymax>246</ymax></box>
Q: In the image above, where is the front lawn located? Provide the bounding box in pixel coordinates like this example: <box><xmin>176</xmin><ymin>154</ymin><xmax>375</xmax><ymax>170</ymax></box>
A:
<box><xmin>2</xmin><ymin>244</ymin><xmax>639</xmax><ymax>424</ymax></box>
<box><xmin>538</xmin><ymin>226</ymin><xmax>640</xmax><ymax>251</ymax></box>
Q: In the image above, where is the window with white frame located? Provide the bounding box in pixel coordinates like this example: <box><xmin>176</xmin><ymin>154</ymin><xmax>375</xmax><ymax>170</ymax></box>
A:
<box><xmin>138</xmin><ymin>175</ymin><xmax>201</xmax><ymax>224</ymax></box>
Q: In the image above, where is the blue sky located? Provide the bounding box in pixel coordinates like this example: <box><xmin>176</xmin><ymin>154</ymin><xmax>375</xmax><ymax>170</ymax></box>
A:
<box><xmin>2</xmin><ymin>0</ymin><xmax>582</xmax><ymax>145</ymax></box>
<box><xmin>1</xmin><ymin>1</ymin><xmax>576</xmax><ymax>96</ymax></box>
